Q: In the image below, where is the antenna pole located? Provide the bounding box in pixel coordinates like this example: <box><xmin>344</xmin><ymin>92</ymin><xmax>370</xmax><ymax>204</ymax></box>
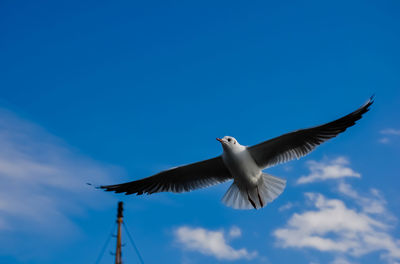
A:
<box><xmin>115</xmin><ymin>201</ymin><xmax>123</xmax><ymax>264</ymax></box>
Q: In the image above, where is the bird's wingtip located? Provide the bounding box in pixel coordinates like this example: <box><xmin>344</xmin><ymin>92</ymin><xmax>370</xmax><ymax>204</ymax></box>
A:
<box><xmin>86</xmin><ymin>182</ymin><xmax>105</xmax><ymax>190</ymax></box>
<box><xmin>369</xmin><ymin>94</ymin><xmax>375</xmax><ymax>103</ymax></box>
<box><xmin>362</xmin><ymin>94</ymin><xmax>375</xmax><ymax>109</ymax></box>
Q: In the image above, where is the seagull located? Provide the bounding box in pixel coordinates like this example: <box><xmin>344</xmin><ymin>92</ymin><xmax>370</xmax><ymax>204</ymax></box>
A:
<box><xmin>100</xmin><ymin>97</ymin><xmax>373</xmax><ymax>210</ymax></box>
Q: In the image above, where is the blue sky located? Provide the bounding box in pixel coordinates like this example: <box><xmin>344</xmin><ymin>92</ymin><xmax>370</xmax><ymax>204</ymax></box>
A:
<box><xmin>1</xmin><ymin>0</ymin><xmax>400</xmax><ymax>263</ymax></box>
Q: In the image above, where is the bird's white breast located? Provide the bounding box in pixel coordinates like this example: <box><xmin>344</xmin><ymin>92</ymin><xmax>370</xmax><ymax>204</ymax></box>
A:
<box><xmin>222</xmin><ymin>147</ymin><xmax>262</xmax><ymax>188</ymax></box>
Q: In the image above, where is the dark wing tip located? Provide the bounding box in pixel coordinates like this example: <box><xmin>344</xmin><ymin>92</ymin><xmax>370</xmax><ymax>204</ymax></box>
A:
<box><xmin>98</xmin><ymin>184</ymin><xmax>118</xmax><ymax>192</ymax></box>
<box><xmin>370</xmin><ymin>94</ymin><xmax>375</xmax><ymax>102</ymax></box>
<box><xmin>365</xmin><ymin>94</ymin><xmax>375</xmax><ymax>109</ymax></box>
<box><xmin>87</xmin><ymin>182</ymin><xmax>104</xmax><ymax>190</ymax></box>
<box><xmin>98</xmin><ymin>182</ymin><xmax>144</xmax><ymax>195</ymax></box>
<box><xmin>347</xmin><ymin>95</ymin><xmax>374</xmax><ymax>124</ymax></box>
<box><xmin>355</xmin><ymin>95</ymin><xmax>374</xmax><ymax>117</ymax></box>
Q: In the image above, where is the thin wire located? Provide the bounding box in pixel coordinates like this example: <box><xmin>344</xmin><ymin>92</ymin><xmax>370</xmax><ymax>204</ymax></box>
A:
<box><xmin>122</xmin><ymin>222</ymin><xmax>145</xmax><ymax>264</ymax></box>
<box><xmin>95</xmin><ymin>222</ymin><xmax>117</xmax><ymax>264</ymax></box>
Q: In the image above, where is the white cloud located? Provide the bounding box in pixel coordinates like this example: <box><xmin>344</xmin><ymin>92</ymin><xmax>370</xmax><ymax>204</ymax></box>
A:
<box><xmin>0</xmin><ymin>109</ymin><xmax>120</xmax><ymax>256</ymax></box>
<box><xmin>330</xmin><ymin>257</ymin><xmax>357</xmax><ymax>264</ymax></box>
<box><xmin>273</xmin><ymin>189</ymin><xmax>400</xmax><ymax>263</ymax></box>
<box><xmin>174</xmin><ymin>226</ymin><xmax>257</xmax><ymax>261</ymax></box>
<box><xmin>279</xmin><ymin>202</ymin><xmax>294</xmax><ymax>212</ymax></box>
<box><xmin>380</xmin><ymin>129</ymin><xmax>400</xmax><ymax>136</ymax></box>
<box><xmin>379</xmin><ymin>137</ymin><xmax>390</xmax><ymax>144</ymax></box>
<box><xmin>297</xmin><ymin>157</ymin><xmax>361</xmax><ymax>184</ymax></box>
<box><xmin>229</xmin><ymin>226</ymin><xmax>242</xmax><ymax>238</ymax></box>
<box><xmin>337</xmin><ymin>182</ymin><xmax>389</xmax><ymax>216</ymax></box>
<box><xmin>379</xmin><ymin>129</ymin><xmax>400</xmax><ymax>144</ymax></box>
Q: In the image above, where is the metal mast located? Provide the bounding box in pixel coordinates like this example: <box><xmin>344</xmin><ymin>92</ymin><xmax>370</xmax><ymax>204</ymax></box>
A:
<box><xmin>115</xmin><ymin>201</ymin><xmax>123</xmax><ymax>264</ymax></box>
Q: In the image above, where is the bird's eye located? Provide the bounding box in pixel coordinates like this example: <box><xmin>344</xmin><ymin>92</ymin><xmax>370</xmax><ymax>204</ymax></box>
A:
<box><xmin>227</xmin><ymin>138</ymin><xmax>232</xmax><ymax>142</ymax></box>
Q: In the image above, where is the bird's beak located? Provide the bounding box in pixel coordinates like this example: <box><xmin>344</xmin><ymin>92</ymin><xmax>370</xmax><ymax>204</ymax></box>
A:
<box><xmin>216</xmin><ymin>138</ymin><xmax>223</xmax><ymax>143</ymax></box>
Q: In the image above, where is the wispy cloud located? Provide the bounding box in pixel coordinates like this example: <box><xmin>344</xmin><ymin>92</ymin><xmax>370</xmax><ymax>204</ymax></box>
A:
<box><xmin>330</xmin><ymin>257</ymin><xmax>358</xmax><ymax>264</ymax></box>
<box><xmin>228</xmin><ymin>226</ymin><xmax>242</xmax><ymax>238</ymax></box>
<box><xmin>379</xmin><ymin>128</ymin><xmax>400</xmax><ymax>144</ymax></box>
<box><xmin>273</xmin><ymin>184</ymin><xmax>400</xmax><ymax>263</ymax></box>
<box><xmin>174</xmin><ymin>226</ymin><xmax>257</xmax><ymax>261</ymax></box>
<box><xmin>0</xmin><ymin>109</ymin><xmax>120</xmax><ymax>257</ymax></box>
<box><xmin>297</xmin><ymin>157</ymin><xmax>361</xmax><ymax>184</ymax></box>
<box><xmin>279</xmin><ymin>202</ymin><xmax>294</xmax><ymax>212</ymax></box>
<box><xmin>379</xmin><ymin>137</ymin><xmax>390</xmax><ymax>144</ymax></box>
<box><xmin>381</xmin><ymin>129</ymin><xmax>400</xmax><ymax>136</ymax></box>
<box><xmin>337</xmin><ymin>182</ymin><xmax>389</xmax><ymax>216</ymax></box>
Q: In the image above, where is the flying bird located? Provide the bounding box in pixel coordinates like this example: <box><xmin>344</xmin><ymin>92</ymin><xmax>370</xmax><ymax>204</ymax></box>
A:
<box><xmin>100</xmin><ymin>97</ymin><xmax>374</xmax><ymax>210</ymax></box>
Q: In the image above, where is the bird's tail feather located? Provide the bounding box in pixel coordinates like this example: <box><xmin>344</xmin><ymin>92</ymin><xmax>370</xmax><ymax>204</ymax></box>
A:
<box><xmin>221</xmin><ymin>183</ymin><xmax>254</xmax><ymax>209</ymax></box>
<box><xmin>258</xmin><ymin>173</ymin><xmax>286</xmax><ymax>206</ymax></box>
<box><xmin>221</xmin><ymin>173</ymin><xmax>286</xmax><ymax>210</ymax></box>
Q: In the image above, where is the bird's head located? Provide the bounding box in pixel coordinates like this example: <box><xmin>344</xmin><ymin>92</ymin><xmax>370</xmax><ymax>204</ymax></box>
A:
<box><xmin>216</xmin><ymin>136</ymin><xmax>241</xmax><ymax>151</ymax></box>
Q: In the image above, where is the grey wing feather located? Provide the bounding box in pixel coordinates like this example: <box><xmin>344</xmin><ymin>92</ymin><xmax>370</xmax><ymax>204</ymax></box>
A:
<box><xmin>100</xmin><ymin>156</ymin><xmax>232</xmax><ymax>195</ymax></box>
<box><xmin>248</xmin><ymin>96</ymin><xmax>374</xmax><ymax>169</ymax></box>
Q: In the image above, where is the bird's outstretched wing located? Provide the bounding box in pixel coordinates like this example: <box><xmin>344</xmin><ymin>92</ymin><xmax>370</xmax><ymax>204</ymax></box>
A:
<box><xmin>100</xmin><ymin>156</ymin><xmax>232</xmax><ymax>195</ymax></box>
<box><xmin>248</xmin><ymin>96</ymin><xmax>374</xmax><ymax>169</ymax></box>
